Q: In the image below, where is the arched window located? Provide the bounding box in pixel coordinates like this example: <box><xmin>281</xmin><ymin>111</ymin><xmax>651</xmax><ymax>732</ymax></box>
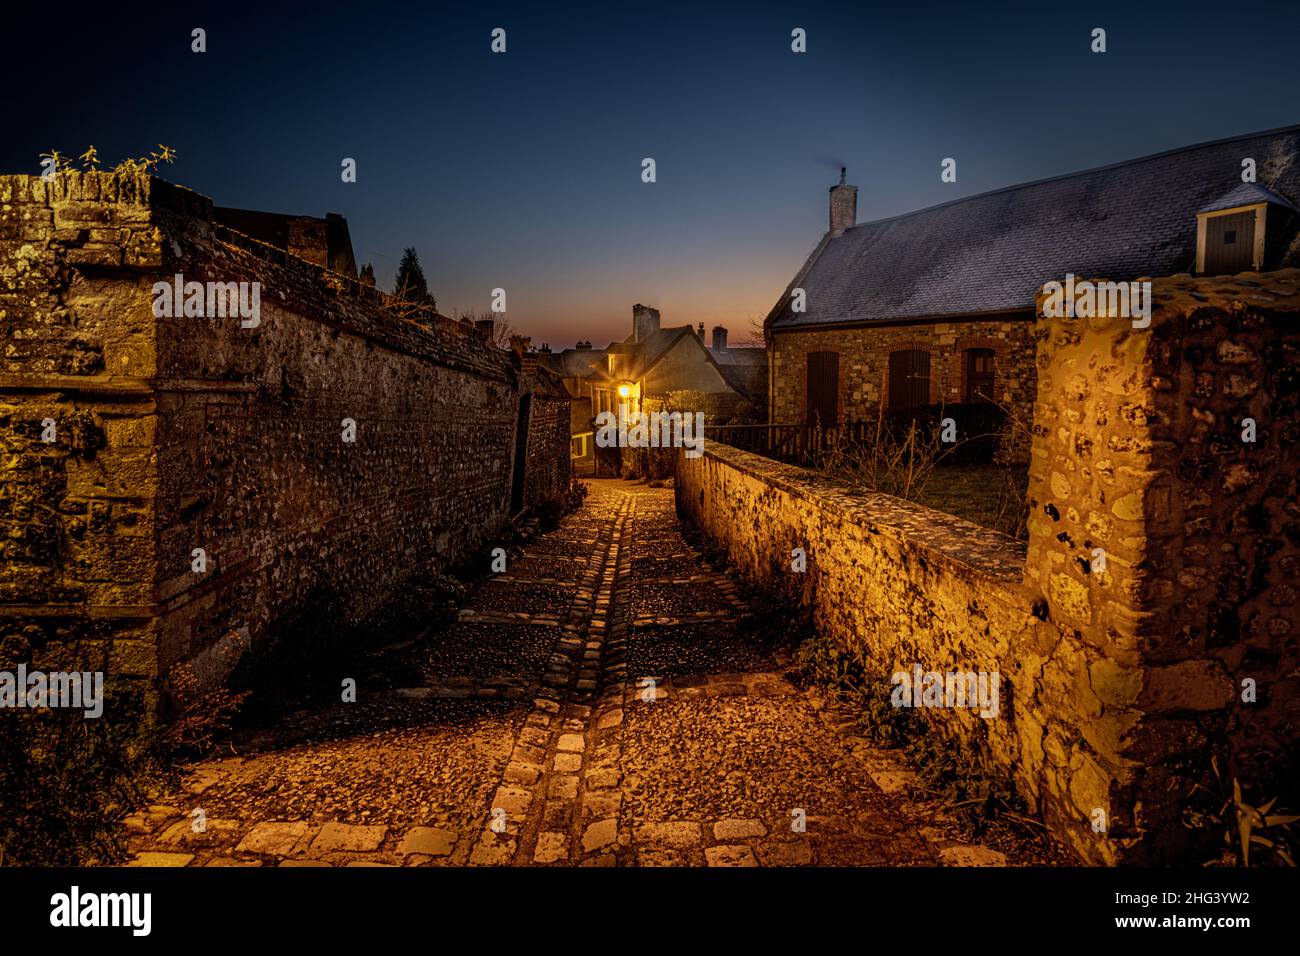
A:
<box><xmin>888</xmin><ymin>349</ymin><xmax>930</xmax><ymax>411</ymax></box>
<box><xmin>964</xmin><ymin>348</ymin><xmax>995</xmax><ymax>402</ymax></box>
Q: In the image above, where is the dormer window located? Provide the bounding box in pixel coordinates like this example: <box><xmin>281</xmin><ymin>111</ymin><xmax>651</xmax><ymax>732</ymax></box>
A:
<box><xmin>1196</xmin><ymin>183</ymin><xmax>1298</xmax><ymax>276</ymax></box>
<box><xmin>1199</xmin><ymin>206</ymin><xmax>1260</xmax><ymax>275</ymax></box>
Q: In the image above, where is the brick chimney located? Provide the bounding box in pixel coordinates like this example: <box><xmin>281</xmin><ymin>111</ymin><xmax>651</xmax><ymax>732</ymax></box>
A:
<box><xmin>829</xmin><ymin>167</ymin><xmax>857</xmax><ymax>235</ymax></box>
<box><xmin>697</xmin><ymin>322</ymin><xmax>705</xmax><ymax>340</ymax></box>
<box><xmin>711</xmin><ymin>326</ymin><xmax>728</xmax><ymax>351</ymax></box>
<box><xmin>633</xmin><ymin>304</ymin><xmax>660</xmax><ymax>342</ymax></box>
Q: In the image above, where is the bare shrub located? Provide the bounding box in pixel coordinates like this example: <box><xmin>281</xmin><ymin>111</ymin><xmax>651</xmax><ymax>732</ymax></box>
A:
<box><xmin>811</xmin><ymin>402</ymin><xmax>947</xmax><ymax>501</ymax></box>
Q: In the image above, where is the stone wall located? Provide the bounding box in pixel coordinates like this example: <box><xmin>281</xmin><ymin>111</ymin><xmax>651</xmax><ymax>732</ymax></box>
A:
<box><xmin>520</xmin><ymin>363</ymin><xmax>573</xmax><ymax>511</ymax></box>
<box><xmin>1</xmin><ymin>171</ymin><xmax>562</xmax><ymax>699</ymax></box>
<box><xmin>1026</xmin><ymin>269</ymin><xmax>1300</xmax><ymax>860</ymax></box>
<box><xmin>769</xmin><ymin>316</ymin><xmax>1036</xmax><ymax>450</ymax></box>
<box><xmin>681</xmin><ymin>270</ymin><xmax>1300</xmax><ymax>863</ymax></box>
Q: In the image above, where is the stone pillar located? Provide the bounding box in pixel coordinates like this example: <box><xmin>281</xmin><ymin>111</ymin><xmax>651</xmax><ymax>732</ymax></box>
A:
<box><xmin>1025</xmin><ymin>269</ymin><xmax>1300</xmax><ymax>862</ymax></box>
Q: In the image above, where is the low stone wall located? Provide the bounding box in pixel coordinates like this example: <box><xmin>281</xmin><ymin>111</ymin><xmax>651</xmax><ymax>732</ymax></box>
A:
<box><xmin>679</xmin><ymin>269</ymin><xmax>1300</xmax><ymax>864</ymax></box>
<box><xmin>1</xmin><ymin>171</ymin><xmax>564</xmax><ymax>701</ymax></box>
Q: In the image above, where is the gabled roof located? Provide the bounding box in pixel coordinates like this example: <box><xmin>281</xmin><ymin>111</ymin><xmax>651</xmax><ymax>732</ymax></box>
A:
<box><xmin>1198</xmin><ymin>182</ymin><xmax>1299</xmax><ymax>214</ymax></box>
<box><xmin>627</xmin><ymin>327</ymin><xmax>694</xmax><ymax>376</ymax></box>
<box><xmin>769</xmin><ymin>125</ymin><xmax>1300</xmax><ymax>330</ymax></box>
<box><xmin>535</xmin><ymin>347</ymin><xmax>608</xmax><ymax>378</ymax></box>
<box><xmin>710</xmin><ymin>346</ymin><xmax>766</xmax><ymax>367</ymax></box>
<box><xmin>715</xmin><ymin>362</ymin><xmax>765</xmax><ymax>403</ymax></box>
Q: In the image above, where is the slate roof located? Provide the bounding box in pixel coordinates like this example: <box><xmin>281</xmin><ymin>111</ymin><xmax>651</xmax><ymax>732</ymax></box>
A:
<box><xmin>769</xmin><ymin>125</ymin><xmax>1300</xmax><ymax>330</ymax></box>
<box><xmin>709</xmin><ymin>345</ymin><xmax>766</xmax><ymax>367</ymax></box>
<box><xmin>1198</xmin><ymin>182</ymin><xmax>1299</xmax><ymax>214</ymax></box>
<box><xmin>619</xmin><ymin>327</ymin><xmax>695</xmax><ymax>378</ymax></box>
<box><xmin>536</xmin><ymin>347</ymin><xmax>608</xmax><ymax>378</ymax></box>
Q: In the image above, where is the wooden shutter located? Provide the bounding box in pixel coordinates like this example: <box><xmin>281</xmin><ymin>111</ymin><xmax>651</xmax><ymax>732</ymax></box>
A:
<box><xmin>888</xmin><ymin>349</ymin><xmax>930</xmax><ymax>411</ymax></box>
<box><xmin>1204</xmin><ymin>210</ymin><xmax>1256</xmax><ymax>276</ymax></box>
<box><xmin>965</xmin><ymin>348</ymin><xmax>995</xmax><ymax>402</ymax></box>
<box><xmin>806</xmin><ymin>351</ymin><xmax>839</xmax><ymax>426</ymax></box>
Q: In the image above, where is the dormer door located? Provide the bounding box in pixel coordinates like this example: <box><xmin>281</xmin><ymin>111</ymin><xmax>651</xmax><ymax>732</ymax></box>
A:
<box><xmin>1203</xmin><ymin>210</ymin><xmax>1256</xmax><ymax>275</ymax></box>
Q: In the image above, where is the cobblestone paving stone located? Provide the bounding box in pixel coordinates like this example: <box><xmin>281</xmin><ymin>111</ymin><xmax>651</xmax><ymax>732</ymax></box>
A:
<box><xmin>116</xmin><ymin>480</ymin><xmax>1041</xmax><ymax>867</ymax></box>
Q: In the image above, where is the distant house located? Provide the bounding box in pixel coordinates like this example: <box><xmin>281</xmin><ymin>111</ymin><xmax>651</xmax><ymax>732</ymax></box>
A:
<box><xmin>538</xmin><ymin>305</ymin><xmax>766</xmax><ymax>473</ymax></box>
<box><xmin>213</xmin><ymin>206</ymin><xmax>358</xmax><ymax>277</ymax></box>
<box><xmin>762</xmin><ymin>125</ymin><xmax>1300</xmax><ymax>454</ymax></box>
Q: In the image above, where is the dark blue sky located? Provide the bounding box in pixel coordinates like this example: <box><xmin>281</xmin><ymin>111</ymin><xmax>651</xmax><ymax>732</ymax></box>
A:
<box><xmin>6</xmin><ymin>1</ymin><xmax>1299</xmax><ymax>347</ymax></box>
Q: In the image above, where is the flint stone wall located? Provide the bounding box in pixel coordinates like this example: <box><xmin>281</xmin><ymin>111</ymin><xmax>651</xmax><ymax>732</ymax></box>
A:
<box><xmin>679</xmin><ymin>269</ymin><xmax>1300</xmax><ymax>863</ymax></box>
<box><xmin>1</xmin><ymin>171</ymin><xmax>562</xmax><ymax>700</ymax></box>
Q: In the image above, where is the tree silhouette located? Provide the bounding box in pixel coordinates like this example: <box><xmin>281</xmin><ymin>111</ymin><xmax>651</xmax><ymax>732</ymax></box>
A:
<box><xmin>393</xmin><ymin>247</ymin><xmax>436</xmax><ymax>309</ymax></box>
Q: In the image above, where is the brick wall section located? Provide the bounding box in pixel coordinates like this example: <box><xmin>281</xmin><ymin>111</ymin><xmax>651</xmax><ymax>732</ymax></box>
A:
<box><xmin>770</xmin><ymin>316</ymin><xmax>1035</xmax><ymax>441</ymax></box>
<box><xmin>680</xmin><ymin>270</ymin><xmax>1300</xmax><ymax>863</ymax></box>
<box><xmin>1</xmin><ymin>171</ymin><xmax>561</xmax><ymax>696</ymax></box>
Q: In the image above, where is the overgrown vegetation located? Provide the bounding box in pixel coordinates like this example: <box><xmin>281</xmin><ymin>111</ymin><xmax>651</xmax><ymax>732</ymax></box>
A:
<box><xmin>622</xmin><ymin>389</ymin><xmax>712</xmax><ymax>481</ymax></box>
<box><xmin>1183</xmin><ymin>756</ymin><xmax>1298</xmax><ymax>866</ymax></box>
<box><xmin>0</xmin><ymin>628</ymin><xmax>247</xmax><ymax>866</ymax></box>
<box><xmin>533</xmin><ymin>475</ymin><xmax>590</xmax><ymax>529</ymax></box>
<box><xmin>810</xmin><ymin>399</ymin><xmax>1031</xmax><ymax>539</ymax></box>
<box><xmin>41</xmin><ymin>144</ymin><xmax>177</xmax><ymax>177</ymax></box>
<box><xmin>787</xmin><ymin>630</ymin><xmax>1027</xmax><ymax>837</ymax></box>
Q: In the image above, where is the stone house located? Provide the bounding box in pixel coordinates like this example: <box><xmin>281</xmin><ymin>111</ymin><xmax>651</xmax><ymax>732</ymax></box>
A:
<box><xmin>537</xmin><ymin>304</ymin><xmax>766</xmax><ymax>474</ymax></box>
<box><xmin>762</xmin><ymin>125</ymin><xmax>1300</xmax><ymax>451</ymax></box>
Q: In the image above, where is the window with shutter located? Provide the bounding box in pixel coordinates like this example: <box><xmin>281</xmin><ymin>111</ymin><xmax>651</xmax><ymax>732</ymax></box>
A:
<box><xmin>806</xmin><ymin>351</ymin><xmax>839</xmax><ymax>426</ymax></box>
<box><xmin>965</xmin><ymin>348</ymin><xmax>995</xmax><ymax>402</ymax></box>
<box><xmin>888</xmin><ymin>349</ymin><xmax>931</xmax><ymax>412</ymax></box>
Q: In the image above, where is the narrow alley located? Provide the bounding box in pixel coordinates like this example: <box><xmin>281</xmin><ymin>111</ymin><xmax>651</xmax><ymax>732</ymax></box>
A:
<box><xmin>120</xmin><ymin>481</ymin><xmax>1028</xmax><ymax>867</ymax></box>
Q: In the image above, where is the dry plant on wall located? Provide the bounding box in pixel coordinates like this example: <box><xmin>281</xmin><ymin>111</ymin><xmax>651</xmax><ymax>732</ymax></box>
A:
<box><xmin>40</xmin><ymin>144</ymin><xmax>177</xmax><ymax>178</ymax></box>
<box><xmin>455</xmin><ymin>308</ymin><xmax>516</xmax><ymax>350</ymax></box>
<box><xmin>989</xmin><ymin>397</ymin><xmax>1033</xmax><ymax>539</ymax></box>
<box><xmin>383</xmin><ymin>274</ymin><xmax>440</xmax><ymax>328</ymax></box>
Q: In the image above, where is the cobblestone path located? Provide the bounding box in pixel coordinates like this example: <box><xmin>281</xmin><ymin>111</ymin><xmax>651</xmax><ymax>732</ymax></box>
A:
<box><xmin>119</xmin><ymin>480</ymin><xmax>1023</xmax><ymax>867</ymax></box>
